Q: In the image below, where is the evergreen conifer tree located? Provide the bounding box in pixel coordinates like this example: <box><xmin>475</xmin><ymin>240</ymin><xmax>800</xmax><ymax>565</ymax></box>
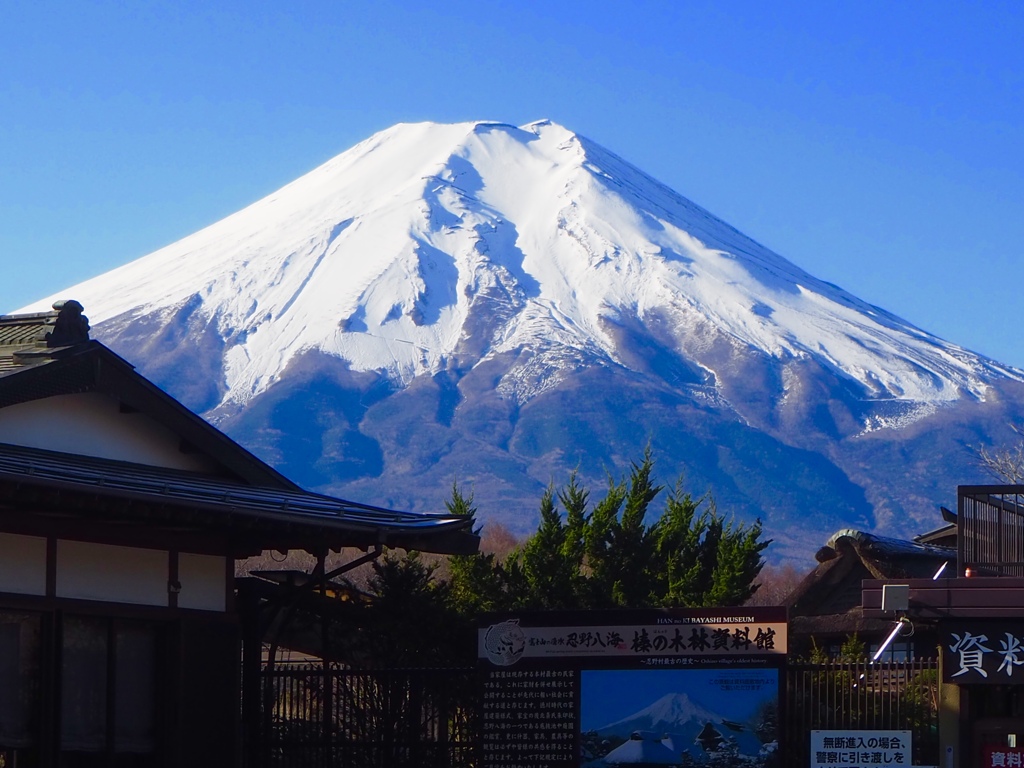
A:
<box><xmin>449</xmin><ymin>450</ymin><xmax>771</xmax><ymax>613</ymax></box>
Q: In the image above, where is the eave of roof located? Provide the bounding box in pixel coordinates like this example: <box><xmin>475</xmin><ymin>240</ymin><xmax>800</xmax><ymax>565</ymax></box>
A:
<box><xmin>914</xmin><ymin>521</ymin><xmax>957</xmax><ymax>546</ymax></box>
<box><xmin>0</xmin><ymin>442</ymin><xmax>479</xmax><ymax>555</ymax></box>
<box><xmin>789</xmin><ymin>612</ymin><xmax>899</xmax><ymax>638</ymax></box>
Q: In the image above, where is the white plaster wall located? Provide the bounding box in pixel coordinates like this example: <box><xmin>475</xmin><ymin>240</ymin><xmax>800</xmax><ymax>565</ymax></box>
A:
<box><xmin>178</xmin><ymin>553</ymin><xmax>227</xmax><ymax>611</ymax></box>
<box><xmin>0</xmin><ymin>392</ymin><xmax>221</xmax><ymax>472</ymax></box>
<box><xmin>0</xmin><ymin>533</ymin><xmax>47</xmax><ymax>595</ymax></box>
<box><xmin>56</xmin><ymin>540</ymin><xmax>168</xmax><ymax>606</ymax></box>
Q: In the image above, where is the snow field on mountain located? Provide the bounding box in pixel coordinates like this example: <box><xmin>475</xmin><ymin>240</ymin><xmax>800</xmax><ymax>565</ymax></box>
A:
<box><xmin>19</xmin><ymin>119</ymin><xmax>1021</xmax><ymax>410</ymax></box>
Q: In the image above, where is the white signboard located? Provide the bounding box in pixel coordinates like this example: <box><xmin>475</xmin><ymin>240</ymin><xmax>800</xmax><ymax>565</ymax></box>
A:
<box><xmin>811</xmin><ymin>730</ymin><xmax>911</xmax><ymax>767</ymax></box>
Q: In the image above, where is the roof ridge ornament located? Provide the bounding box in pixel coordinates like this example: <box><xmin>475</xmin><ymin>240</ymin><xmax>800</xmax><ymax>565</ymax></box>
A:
<box><xmin>45</xmin><ymin>300</ymin><xmax>90</xmax><ymax>348</ymax></box>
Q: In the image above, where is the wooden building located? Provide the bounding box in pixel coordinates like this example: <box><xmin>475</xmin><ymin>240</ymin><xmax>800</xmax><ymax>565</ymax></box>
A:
<box><xmin>786</xmin><ymin>527</ymin><xmax>953</xmax><ymax>659</ymax></box>
<box><xmin>0</xmin><ymin>302</ymin><xmax>477</xmax><ymax>767</ymax></box>
<box><xmin>863</xmin><ymin>487</ymin><xmax>1024</xmax><ymax>767</ymax></box>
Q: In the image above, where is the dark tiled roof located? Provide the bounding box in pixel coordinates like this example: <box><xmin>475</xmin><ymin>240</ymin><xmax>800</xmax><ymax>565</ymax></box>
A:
<box><xmin>0</xmin><ymin>310</ymin><xmax>57</xmax><ymax>349</ymax></box>
<box><xmin>0</xmin><ymin>310</ymin><xmax>61</xmax><ymax>375</ymax></box>
<box><xmin>0</xmin><ymin>442</ymin><xmax>478</xmax><ymax>555</ymax></box>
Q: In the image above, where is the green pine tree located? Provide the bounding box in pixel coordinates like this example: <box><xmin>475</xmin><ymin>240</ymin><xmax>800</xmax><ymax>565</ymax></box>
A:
<box><xmin>449</xmin><ymin>450</ymin><xmax>772</xmax><ymax>613</ymax></box>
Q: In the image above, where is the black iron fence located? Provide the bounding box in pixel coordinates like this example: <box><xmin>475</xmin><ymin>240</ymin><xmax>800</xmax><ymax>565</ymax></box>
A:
<box><xmin>258</xmin><ymin>664</ymin><xmax>477</xmax><ymax>768</ymax></box>
<box><xmin>257</xmin><ymin>658</ymin><xmax>939</xmax><ymax>767</ymax></box>
<box><xmin>786</xmin><ymin>658</ymin><xmax>940</xmax><ymax>767</ymax></box>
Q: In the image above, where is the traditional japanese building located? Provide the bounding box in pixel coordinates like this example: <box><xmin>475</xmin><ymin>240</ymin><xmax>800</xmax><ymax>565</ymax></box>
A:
<box><xmin>786</xmin><ymin>527</ymin><xmax>953</xmax><ymax>659</ymax></box>
<box><xmin>0</xmin><ymin>302</ymin><xmax>478</xmax><ymax>766</ymax></box>
<box><xmin>863</xmin><ymin>487</ymin><xmax>1024</xmax><ymax>768</ymax></box>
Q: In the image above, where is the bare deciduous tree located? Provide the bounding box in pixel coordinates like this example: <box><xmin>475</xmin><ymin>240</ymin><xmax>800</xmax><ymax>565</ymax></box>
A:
<box><xmin>478</xmin><ymin>520</ymin><xmax>523</xmax><ymax>559</ymax></box>
<box><xmin>744</xmin><ymin>562</ymin><xmax>804</xmax><ymax>606</ymax></box>
<box><xmin>976</xmin><ymin>424</ymin><xmax>1024</xmax><ymax>484</ymax></box>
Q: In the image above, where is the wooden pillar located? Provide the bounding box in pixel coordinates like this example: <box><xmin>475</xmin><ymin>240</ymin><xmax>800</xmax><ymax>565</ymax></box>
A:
<box><xmin>238</xmin><ymin>581</ymin><xmax>264</xmax><ymax>768</ymax></box>
<box><xmin>938</xmin><ymin>651</ymin><xmax>961</xmax><ymax>768</ymax></box>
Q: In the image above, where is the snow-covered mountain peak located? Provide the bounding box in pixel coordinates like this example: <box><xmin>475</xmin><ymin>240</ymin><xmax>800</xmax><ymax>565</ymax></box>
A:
<box><xmin>18</xmin><ymin>120</ymin><xmax>1021</xmax><ymax>410</ymax></box>
<box><xmin>598</xmin><ymin>692</ymin><xmax>722</xmax><ymax>736</ymax></box>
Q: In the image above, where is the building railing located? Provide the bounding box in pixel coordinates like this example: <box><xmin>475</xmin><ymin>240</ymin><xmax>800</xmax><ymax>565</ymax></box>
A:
<box><xmin>959</xmin><ymin>486</ymin><xmax>1024</xmax><ymax>577</ymax></box>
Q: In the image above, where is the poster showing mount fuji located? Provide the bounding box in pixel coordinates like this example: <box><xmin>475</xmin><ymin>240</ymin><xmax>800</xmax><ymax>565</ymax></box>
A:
<box><xmin>580</xmin><ymin>669</ymin><xmax>778</xmax><ymax>766</ymax></box>
<box><xmin>478</xmin><ymin>607</ymin><xmax>785</xmax><ymax>768</ymax></box>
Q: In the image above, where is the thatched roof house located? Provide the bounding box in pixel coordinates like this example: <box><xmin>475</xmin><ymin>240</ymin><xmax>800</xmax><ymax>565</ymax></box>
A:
<box><xmin>786</xmin><ymin>528</ymin><xmax>954</xmax><ymax>658</ymax></box>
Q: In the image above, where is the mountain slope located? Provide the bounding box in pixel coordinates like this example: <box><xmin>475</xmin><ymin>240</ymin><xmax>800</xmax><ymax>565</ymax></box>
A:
<box><xmin>596</xmin><ymin>692</ymin><xmax>722</xmax><ymax>738</ymax></box>
<box><xmin>594</xmin><ymin>692</ymin><xmax>764</xmax><ymax>760</ymax></box>
<box><xmin>19</xmin><ymin>120</ymin><xmax>1024</xmax><ymax>560</ymax></box>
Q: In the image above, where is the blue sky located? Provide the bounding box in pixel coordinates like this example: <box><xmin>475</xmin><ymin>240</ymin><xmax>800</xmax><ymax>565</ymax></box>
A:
<box><xmin>3</xmin><ymin>1</ymin><xmax>1023</xmax><ymax>364</ymax></box>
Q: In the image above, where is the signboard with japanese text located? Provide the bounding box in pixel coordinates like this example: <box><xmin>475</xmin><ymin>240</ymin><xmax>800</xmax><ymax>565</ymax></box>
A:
<box><xmin>810</xmin><ymin>730</ymin><xmax>910</xmax><ymax>768</ymax></box>
<box><xmin>942</xmin><ymin>621</ymin><xmax>1024</xmax><ymax>684</ymax></box>
<box><xmin>478</xmin><ymin>607</ymin><xmax>786</xmax><ymax>768</ymax></box>
<box><xmin>981</xmin><ymin>744</ymin><xmax>1024</xmax><ymax>767</ymax></box>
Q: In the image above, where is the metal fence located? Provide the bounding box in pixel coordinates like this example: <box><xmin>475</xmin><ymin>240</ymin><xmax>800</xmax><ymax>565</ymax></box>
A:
<box><xmin>258</xmin><ymin>664</ymin><xmax>478</xmax><ymax>768</ymax></box>
<box><xmin>786</xmin><ymin>658</ymin><xmax>940</xmax><ymax>767</ymax></box>
<box><xmin>258</xmin><ymin>658</ymin><xmax>939</xmax><ymax>767</ymax></box>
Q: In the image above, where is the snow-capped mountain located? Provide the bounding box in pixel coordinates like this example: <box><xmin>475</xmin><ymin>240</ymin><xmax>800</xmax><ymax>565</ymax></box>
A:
<box><xmin>592</xmin><ymin>692</ymin><xmax>765</xmax><ymax>761</ymax></box>
<box><xmin>23</xmin><ymin>120</ymin><xmax>1015</xmax><ymax>406</ymax></box>
<box><xmin>17</xmin><ymin>120</ymin><xmax>1024</xmax><ymax>559</ymax></box>
<box><xmin>596</xmin><ymin>692</ymin><xmax>722</xmax><ymax>739</ymax></box>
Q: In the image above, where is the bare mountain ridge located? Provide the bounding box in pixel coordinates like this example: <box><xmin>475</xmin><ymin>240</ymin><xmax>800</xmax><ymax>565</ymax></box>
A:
<box><xmin>19</xmin><ymin>120</ymin><xmax>1024</xmax><ymax>561</ymax></box>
